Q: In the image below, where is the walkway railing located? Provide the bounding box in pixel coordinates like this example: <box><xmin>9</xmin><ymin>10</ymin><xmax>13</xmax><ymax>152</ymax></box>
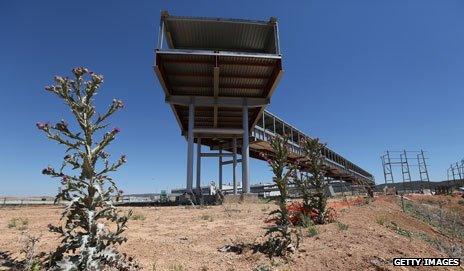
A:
<box><xmin>251</xmin><ymin>110</ymin><xmax>374</xmax><ymax>185</ymax></box>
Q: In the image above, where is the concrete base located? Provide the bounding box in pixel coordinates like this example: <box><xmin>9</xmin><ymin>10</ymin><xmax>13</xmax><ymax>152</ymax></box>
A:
<box><xmin>223</xmin><ymin>193</ymin><xmax>259</xmax><ymax>204</ymax></box>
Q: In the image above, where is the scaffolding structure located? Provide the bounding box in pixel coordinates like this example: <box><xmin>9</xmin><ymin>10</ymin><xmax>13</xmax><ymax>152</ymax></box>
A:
<box><xmin>380</xmin><ymin>150</ymin><xmax>430</xmax><ymax>193</ymax></box>
<box><xmin>447</xmin><ymin>158</ymin><xmax>464</xmax><ymax>183</ymax></box>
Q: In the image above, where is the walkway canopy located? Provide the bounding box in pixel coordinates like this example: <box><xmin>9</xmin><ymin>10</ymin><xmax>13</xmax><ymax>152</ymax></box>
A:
<box><xmin>155</xmin><ymin>11</ymin><xmax>283</xmax><ymax>142</ymax></box>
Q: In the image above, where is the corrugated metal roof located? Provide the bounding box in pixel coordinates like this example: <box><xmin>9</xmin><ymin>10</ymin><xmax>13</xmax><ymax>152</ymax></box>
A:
<box><xmin>154</xmin><ymin>13</ymin><xmax>283</xmax><ymax>158</ymax></box>
<box><xmin>163</xmin><ymin>14</ymin><xmax>278</xmax><ymax>54</ymax></box>
<box><xmin>157</xmin><ymin>53</ymin><xmax>279</xmax><ymax>99</ymax></box>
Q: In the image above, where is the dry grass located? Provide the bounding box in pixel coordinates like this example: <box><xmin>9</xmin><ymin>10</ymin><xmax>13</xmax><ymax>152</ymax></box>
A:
<box><xmin>0</xmin><ymin>196</ymin><xmax>461</xmax><ymax>270</ymax></box>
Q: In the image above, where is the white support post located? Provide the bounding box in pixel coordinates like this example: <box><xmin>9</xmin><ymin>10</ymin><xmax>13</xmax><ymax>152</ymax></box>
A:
<box><xmin>186</xmin><ymin>102</ymin><xmax>194</xmax><ymax>192</ymax></box>
<box><xmin>219</xmin><ymin>148</ymin><xmax>223</xmax><ymax>190</ymax></box>
<box><xmin>196</xmin><ymin>138</ymin><xmax>201</xmax><ymax>193</ymax></box>
<box><xmin>242</xmin><ymin>107</ymin><xmax>250</xmax><ymax>193</ymax></box>
<box><xmin>233</xmin><ymin>137</ymin><xmax>237</xmax><ymax>195</ymax></box>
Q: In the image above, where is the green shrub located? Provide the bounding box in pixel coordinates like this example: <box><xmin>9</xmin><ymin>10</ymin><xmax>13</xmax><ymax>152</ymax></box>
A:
<box><xmin>8</xmin><ymin>218</ymin><xmax>28</xmax><ymax>230</ymax></box>
<box><xmin>200</xmin><ymin>214</ymin><xmax>213</xmax><ymax>222</ymax></box>
<box><xmin>295</xmin><ymin>138</ymin><xmax>328</xmax><ymax>224</ymax></box>
<box><xmin>307</xmin><ymin>226</ymin><xmax>318</xmax><ymax>237</ymax></box>
<box><xmin>261</xmin><ymin>135</ymin><xmax>299</xmax><ymax>257</ymax></box>
<box><xmin>130</xmin><ymin>213</ymin><xmax>146</xmax><ymax>221</ymax></box>
<box><xmin>169</xmin><ymin>264</ymin><xmax>185</xmax><ymax>271</ymax></box>
<box><xmin>376</xmin><ymin>217</ymin><xmax>386</xmax><ymax>226</ymax></box>
<box><xmin>336</xmin><ymin>221</ymin><xmax>348</xmax><ymax>231</ymax></box>
<box><xmin>386</xmin><ymin>221</ymin><xmax>412</xmax><ymax>238</ymax></box>
<box><xmin>300</xmin><ymin>214</ymin><xmax>313</xmax><ymax>228</ymax></box>
<box><xmin>253</xmin><ymin>265</ymin><xmax>272</xmax><ymax>271</ymax></box>
<box><xmin>37</xmin><ymin>67</ymin><xmax>138</xmax><ymax>269</ymax></box>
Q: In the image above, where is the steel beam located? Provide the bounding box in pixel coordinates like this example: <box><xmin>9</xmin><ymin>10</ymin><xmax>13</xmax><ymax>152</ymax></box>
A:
<box><xmin>219</xmin><ymin>148</ymin><xmax>223</xmax><ymax>190</ymax></box>
<box><xmin>196</xmin><ymin>138</ymin><xmax>201</xmax><ymax>192</ymax></box>
<box><xmin>193</xmin><ymin>128</ymin><xmax>243</xmax><ymax>135</ymax></box>
<box><xmin>221</xmin><ymin>159</ymin><xmax>242</xmax><ymax>166</ymax></box>
<box><xmin>166</xmin><ymin>95</ymin><xmax>269</xmax><ymax>108</ymax></box>
<box><xmin>186</xmin><ymin>103</ymin><xmax>194</xmax><ymax>192</ymax></box>
<box><xmin>157</xmin><ymin>49</ymin><xmax>282</xmax><ymax>61</ymax></box>
<box><xmin>242</xmin><ymin>106</ymin><xmax>250</xmax><ymax>193</ymax></box>
<box><xmin>201</xmin><ymin>152</ymin><xmax>234</xmax><ymax>158</ymax></box>
<box><xmin>213</xmin><ymin>64</ymin><xmax>219</xmax><ymax>128</ymax></box>
<box><xmin>233</xmin><ymin>137</ymin><xmax>237</xmax><ymax>195</ymax></box>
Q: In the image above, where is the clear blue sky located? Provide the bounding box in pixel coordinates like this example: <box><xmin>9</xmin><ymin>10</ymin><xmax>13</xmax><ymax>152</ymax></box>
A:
<box><xmin>1</xmin><ymin>0</ymin><xmax>464</xmax><ymax>196</ymax></box>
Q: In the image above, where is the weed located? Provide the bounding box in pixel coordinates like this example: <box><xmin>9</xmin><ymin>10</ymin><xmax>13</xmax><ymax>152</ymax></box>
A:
<box><xmin>399</xmin><ymin>198</ymin><xmax>464</xmax><ymax>240</ymax></box>
<box><xmin>169</xmin><ymin>264</ymin><xmax>185</xmax><ymax>271</ymax></box>
<box><xmin>200</xmin><ymin>214</ymin><xmax>213</xmax><ymax>222</ymax></box>
<box><xmin>307</xmin><ymin>226</ymin><xmax>318</xmax><ymax>237</ymax></box>
<box><xmin>38</xmin><ymin>68</ymin><xmax>138</xmax><ymax>269</ymax></box>
<box><xmin>20</xmin><ymin>233</ymin><xmax>41</xmax><ymax>271</ymax></box>
<box><xmin>253</xmin><ymin>265</ymin><xmax>272</xmax><ymax>271</ymax></box>
<box><xmin>376</xmin><ymin>217</ymin><xmax>386</xmax><ymax>226</ymax></box>
<box><xmin>261</xmin><ymin>206</ymin><xmax>270</xmax><ymax>212</ymax></box>
<box><xmin>336</xmin><ymin>221</ymin><xmax>348</xmax><ymax>231</ymax></box>
<box><xmin>130</xmin><ymin>213</ymin><xmax>146</xmax><ymax>221</ymax></box>
<box><xmin>300</xmin><ymin>214</ymin><xmax>314</xmax><ymax>228</ymax></box>
<box><xmin>386</xmin><ymin>222</ymin><xmax>412</xmax><ymax>238</ymax></box>
<box><xmin>8</xmin><ymin>218</ymin><xmax>29</xmax><ymax>230</ymax></box>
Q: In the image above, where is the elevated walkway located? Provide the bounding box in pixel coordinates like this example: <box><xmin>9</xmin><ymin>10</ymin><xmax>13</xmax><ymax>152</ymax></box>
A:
<box><xmin>153</xmin><ymin>12</ymin><xmax>374</xmax><ymax>194</ymax></box>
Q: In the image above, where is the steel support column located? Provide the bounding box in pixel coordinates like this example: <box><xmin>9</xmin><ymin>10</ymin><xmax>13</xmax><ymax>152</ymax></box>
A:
<box><xmin>196</xmin><ymin>138</ymin><xmax>201</xmax><ymax>193</ymax></box>
<box><xmin>233</xmin><ymin>137</ymin><xmax>237</xmax><ymax>194</ymax></box>
<box><xmin>219</xmin><ymin>148</ymin><xmax>223</xmax><ymax>190</ymax></box>
<box><xmin>186</xmin><ymin>102</ymin><xmax>194</xmax><ymax>192</ymax></box>
<box><xmin>242</xmin><ymin>107</ymin><xmax>250</xmax><ymax>193</ymax></box>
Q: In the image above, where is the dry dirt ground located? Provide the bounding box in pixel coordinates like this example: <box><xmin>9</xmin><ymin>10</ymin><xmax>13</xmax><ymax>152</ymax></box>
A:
<box><xmin>0</xmin><ymin>195</ymin><xmax>463</xmax><ymax>271</ymax></box>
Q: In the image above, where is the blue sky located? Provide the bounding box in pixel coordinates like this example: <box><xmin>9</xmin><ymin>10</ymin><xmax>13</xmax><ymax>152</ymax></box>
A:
<box><xmin>1</xmin><ymin>0</ymin><xmax>463</xmax><ymax>196</ymax></box>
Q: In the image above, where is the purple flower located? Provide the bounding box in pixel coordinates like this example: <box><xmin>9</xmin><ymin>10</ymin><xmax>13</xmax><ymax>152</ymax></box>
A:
<box><xmin>42</xmin><ymin>166</ymin><xmax>54</xmax><ymax>175</ymax></box>
<box><xmin>54</xmin><ymin>76</ymin><xmax>65</xmax><ymax>84</ymax></box>
<box><xmin>44</xmin><ymin>85</ymin><xmax>56</xmax><ymax>92</ymax></box>
<box><xmin>36</xmin><ymin>122</ymin><xmax>50</xmax><ymax>131</ymax></box>
<box><xmin>99</xmin><ymin>151</ymin><xmax>109</xmax><ymax>159</ymax></box>
<box><xmin>72</xmin><ymin>67</ymin><xmax>89</xmax><ymax>77</ymax></box>
<box><xmin>120</xmin><ymin>155</ymin><xmax>127</xmax><ymax>163</ymax></box>
<box><xmin>113</xmin><ymin>99</ymin><xmax>124</xmax><ymax>109</ymax></box>
<box><xmin>91</xmin><ymin>73</ymin><xmax>104</xmax><ymax>84</ymax></box>
<box><xmin>55</xmin><ymin>119</ymin><xmax>69</xmax><ymax>132</ymax></box>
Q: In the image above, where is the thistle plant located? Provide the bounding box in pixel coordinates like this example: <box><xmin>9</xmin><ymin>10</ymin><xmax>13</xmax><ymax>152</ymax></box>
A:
<box><xmin>297</xmin><ymin>137</ymin><xmax>327</xmax><ymax>224</ymax></box>
<box><xmin>37</xmin><ymin>67</ymin><xmax>138</xmax><ymax>270</ymax></box>
<box><xmin>261</xmin><ymin>135</ymin><xmax>299</xmax><ymax>257</ymax></box>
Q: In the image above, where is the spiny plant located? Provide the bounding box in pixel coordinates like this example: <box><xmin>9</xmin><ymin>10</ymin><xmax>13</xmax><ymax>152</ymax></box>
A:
<box><xmin>261</xmin><ymin>135</ymin><xmax>299</xmax><ymax>257</ymax></box>
<box><xmin>296</xmin><ymin>137</ymin><xmax>328</xmax><ymax>224</ymax></box>
<box><xmin>20</xmin><ymin>233</ymin><xmax>42</xmax><ymax>271</ymax></box>
<box><xmin>37</xmin><ymin>67</ymin><xmax>138</xmax><ymax>270</ymax></box>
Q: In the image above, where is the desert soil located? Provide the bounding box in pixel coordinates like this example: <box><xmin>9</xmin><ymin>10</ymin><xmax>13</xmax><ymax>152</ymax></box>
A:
<box><xmin>0</xmin><ymin>195</ymin><xmax>462</xmax><ymax>271</ymax></box>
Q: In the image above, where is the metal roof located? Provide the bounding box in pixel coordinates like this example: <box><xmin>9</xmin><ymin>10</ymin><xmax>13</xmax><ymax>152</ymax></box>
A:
<box><xmin>161</xmin><ymin>11</ymin><xmax>279</xmax><ymax>54</ymax></box>
<box><xmin>155</xmin><ymin>12</ymin><xmax>283</xmax><ymax>139</ymax></box>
